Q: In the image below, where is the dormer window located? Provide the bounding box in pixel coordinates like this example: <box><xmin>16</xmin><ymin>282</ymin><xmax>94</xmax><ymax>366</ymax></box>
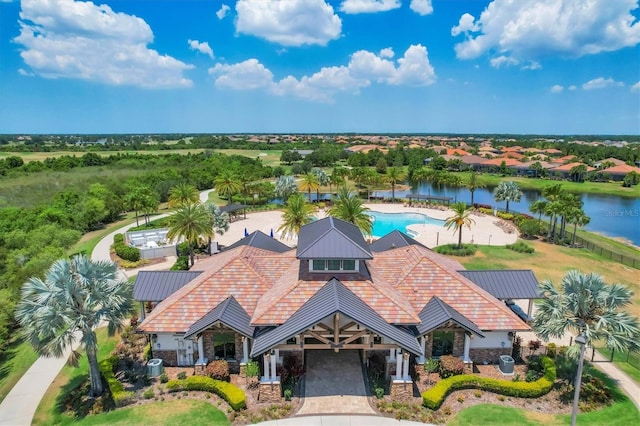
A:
<box><xmin>311</xmin><ymin>259</ymin><xmax>359</xmax><ymax>272</ymax></box>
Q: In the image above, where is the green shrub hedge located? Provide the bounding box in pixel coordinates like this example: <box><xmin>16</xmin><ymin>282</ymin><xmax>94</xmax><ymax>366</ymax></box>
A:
<box><xmin>422</xmin><ymin>356</ymin><xmax>556</xmax><ymax>410</ymax></box>
<box><xmin>433</xmin><ymin>244</ymin><xmax>477</xmax><ymax>256</ymax></box>
<box><xmin>165</xmin><ymin>376</ymin><xmax>246</xmax><ymax>410</ymax></box>
<box><xmin>99</xmin><ymin>355</ymin><xmax>134</xmax><ymax>407</ymax></box>
<box><xmin>113</xmin><ymin>233</ymin><xmax>140</xmax><ymax>262</ymax></box>
<box><xmin>506</xmin><ymin>241</ymin><xmax>535</xmax><ymax>253</ymax></box>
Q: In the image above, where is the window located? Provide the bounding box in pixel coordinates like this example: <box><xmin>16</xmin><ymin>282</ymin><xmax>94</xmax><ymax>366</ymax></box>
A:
<box><xmin>310</xmin><ymin>259</ymin><xmax>358</xmax><ymax>272</ymax></box>
<box><xmin>213</xmin><ymin>332</ymin><xmax>235</xmax><ymax>360</ymax></box>
<box><xmin>432</xmin><ymin>331</ymin><xmax>454</xmax><ymax>357</ymax></box>
<box><xmin>312</xmin><ymin>259</ymin><xmax>325</xmax><ymax>270</ymax></box>
<box><xmin>327</xmin><ymin>259</ymin><xmax>341</xmax><ymax>270</ymax></box>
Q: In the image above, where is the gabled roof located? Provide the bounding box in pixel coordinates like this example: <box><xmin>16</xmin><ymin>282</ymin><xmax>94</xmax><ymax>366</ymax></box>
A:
<box><xmin>417</xmin><ymin>297</ymin><xmax>484</xmax><ymax>337</ymax></box>
<box><xmin>369</xmin><ymin>230</ymin><xmax>426</xmax><ymax>252</ymax></box>
<box><xmin>550</xmin><ymin>162</ymin><xmax>595</xmax><ymax>172</ymax></box>
<box><xmin>457</xmin><ymin>270</ymin><xmax>542</xmax><ymax>300</ymax></box>
<box><xmin>600</xmin><ymin>164</ymin><xmax>640</xmax><ymax>175</ymax></box>
<box><xmin>250</xmin><ymin>279</ymin><xmax>422</xmax><ymax>357</ymax></box>
<box><xmin>184</xmin><ymin>296</ymin><xmax>253</xmax><ymax>339</ymax></box>
<box><xmin>133</xmin><ymin>271</ymin><xmax>203</xmax><ymax>302</ymax></box>
<box><xmin>296</xmin><ymin>217</ymin><xmax>372</xmax><ymax>260</ymax></box>
<box><xmin>225</xmin><ymin>230</ymin><xmax>292</xmax><ymax>253</ymax></box>
<box><xmin>219</xmin><ymin>203</ymin><xmax>248</xmax><ymax>213</ymax></box>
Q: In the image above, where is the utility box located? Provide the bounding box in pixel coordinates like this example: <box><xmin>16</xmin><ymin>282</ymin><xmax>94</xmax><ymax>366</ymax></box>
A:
<box><xmin>147</xmin><ymin>358</ymin><xmax>164</xmax><ymax>377</ymax></box>
<box><xmin>499</xmin><ymin>355</ymin><xmax>514</xmax><ymax>375</ymax></box>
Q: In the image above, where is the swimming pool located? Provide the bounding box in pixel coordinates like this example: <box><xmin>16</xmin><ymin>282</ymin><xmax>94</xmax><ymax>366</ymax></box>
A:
<box><xmin>368</xmin><ymin>211</ymin><xmax>444</xmax><ymax>238</ymax></box>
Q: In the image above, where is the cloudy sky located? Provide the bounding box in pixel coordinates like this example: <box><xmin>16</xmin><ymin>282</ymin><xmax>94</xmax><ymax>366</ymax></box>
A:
<box><xmin>0</xmin><ymin>0</ymin><xmax>638</xmax><ymax>134</ymax></box>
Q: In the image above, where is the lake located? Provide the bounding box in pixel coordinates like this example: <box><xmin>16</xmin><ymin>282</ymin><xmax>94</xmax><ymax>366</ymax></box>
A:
<box><xmin>371</xmin><ymin>183</ymin><xmax>640</xmax><ymax>246</ymax></box>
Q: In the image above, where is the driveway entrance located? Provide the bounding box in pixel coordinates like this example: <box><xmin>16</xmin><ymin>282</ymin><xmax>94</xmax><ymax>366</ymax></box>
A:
<box><xmin>296</xmin><ymin>350</ymin><xmax>374</xmax><ymax>415</ymax></box>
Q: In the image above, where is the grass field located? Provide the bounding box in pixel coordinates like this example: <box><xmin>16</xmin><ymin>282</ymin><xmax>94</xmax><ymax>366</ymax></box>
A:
<box><xmin>0</xmin><ymin>334</ymin><xmax>38</xmax><ymax>404</ymax></box>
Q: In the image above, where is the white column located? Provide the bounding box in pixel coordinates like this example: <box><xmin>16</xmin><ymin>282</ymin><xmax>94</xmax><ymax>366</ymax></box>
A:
<box><xmin>389</xmin><ymin>348</ymin><xmax>396</xmax><ymax>361</ymax></box>
<box><xmin>418</xmin><ymin>336</ymin><xmax>426</xmax><ymax>364</ymax></box>
<box><xmin>463</xmin><ymin>334</ymin><xmax>471</xmax><ymax>363</ymax></box>
<box><xmin>275</xmin><ymin>348</ymin><xmax>280</xmax><ymax>364</ymax></box>
<box><xmin>242</xmin><ymin>337</ymin><xmax>249</xmax><ymax>364</ymax></box>
<box><xmin>270</xmin><ymin>351</ymin><xmax>277</xmax><ymax>380</ymax></box>
<box><xmin>402</xmin><ymin>354</ymin><xmax>410</xmax><ymax>380</ymax></box>
<box><xmin>527</xmin><ymin>299</ymin><xmax>534</xmax><ymax>318</ymax></box>
<box><xmin>263</xmin><ymin>354</ymin><xmax>270</xmax><ymax>381</ymax></box>
<box><xmin>197</xmin><ymin>335</ymin><xmax>204</xmax><ymax>362</ymax></box>
<box><xmin>395</xmin><ymin>351</ymin><xmax>402</xmax><ymax>377</ymax></box>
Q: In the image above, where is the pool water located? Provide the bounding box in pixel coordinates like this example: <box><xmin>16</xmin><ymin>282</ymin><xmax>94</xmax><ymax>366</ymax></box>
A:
<box><xmin>368</xmin><ymin>211</ymin><xmax>444</xmax><ymax>238</ymax></box>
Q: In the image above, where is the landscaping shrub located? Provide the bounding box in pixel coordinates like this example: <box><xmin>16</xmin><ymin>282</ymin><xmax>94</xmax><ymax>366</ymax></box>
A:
<box><xmin>113</xmin><ymin>233</ymin><xmax>140</xmax><ymax>262</ymax></box>
<box><xmin>506</xmin><ymin>241</ymin><xmax>535</xmax><ymax>253</ymax></box>
<box><xmin>439</xmin><ymin>355</ymin><xmax>465</xmax><ymax>378</ymax></box>
<box><xmin>497</xmin><ymin>212</ymin><xmax>514</xmax><ymax>221</ymax></box>
<box><xmin>165</xmin><ymin>376</ymin><xmax>246</xmax><ymax>410</ymax></box>
<box><xmin>434</xmin><ymin>244</ymin><xmax>477</xmax><ymax>256</ymax></box>
<box><xmin>206</xmin><ymin>360</ymin><xmax>230</xmax><ymax>381</ymax></box>
<box><xmin>559</xmin><ymin>374</ymin><xmax>613</xmax><ymax>410</ymax></box>
<box><xmin>546</xmin><ymin>343</ymin><xmax>557</xmax><ymax>358</ymax></box>
<box><xmin>170</xmin><ymin>256</ymin><xmax>189</xmax><ymax>271</ymax></box>
<box><xmin>99</xmin><ymin>356</ymin><xmax>134</xmax><ymax>407</ymax></box>
<box><xmin>518</xmin><ymin>219</ymin><xmax>542</xmax><ymax>238</ymax></box>
<box><xmin>422</xmin><ymin>356</ymin><xmax>556</xmax><ymax>410</ymax></box>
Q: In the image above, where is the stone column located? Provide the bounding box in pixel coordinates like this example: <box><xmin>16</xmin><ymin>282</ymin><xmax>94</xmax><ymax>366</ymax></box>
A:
<box><xmin>463</xmin><ymin>334</ymin><xmax>471</xmax><ymax>363</ymax></box>
<box><xmin>417</xmin><ymin>336</ymin><xmax>426</xmax><ymax>364</ymax></box>
<box><xmin>242</xmin><ymin>337</ymin><xmax>249</xmax><ymax>363</ymax></box>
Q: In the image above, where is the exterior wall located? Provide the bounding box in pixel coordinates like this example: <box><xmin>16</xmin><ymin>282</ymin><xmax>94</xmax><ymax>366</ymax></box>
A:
<box><xmin>452</xmin><ymin>330</ymin><xmax>465</xmax><ymax>357</ymax></box>
<box><xmin>259</xmin><ymin>382</ymin><xmax>282</xmax><ymax>402</ymax></box>
<box><xmin>469</xmin><ymin>332</ymin><xmax>512</xmax><ymax>349</ymax></box>
<box><xmin>469</xmin><ymin>348</ymin><xmax>511</xmax><ymax>364</ymax></box>
<box><xmin>154</xmin><ymin>350</ymin><xmax>178</xmax><ymax>366</ymax></box>
<box><xmin>390</xmin><ymin>381</ymin><xmax>413</xmax><ymax>401</ymax></box>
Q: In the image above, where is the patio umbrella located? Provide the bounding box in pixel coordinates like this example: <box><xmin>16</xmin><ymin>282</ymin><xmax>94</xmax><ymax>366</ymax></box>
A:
<box><xmin>270</xmin><ymin>229</ymin><xmax>274</xmax><ymax>238</ymax></box>
<box><xmin>244</xmin><ymin>228</ymin><xmax>248</xmax><ymax>237</ymax></box>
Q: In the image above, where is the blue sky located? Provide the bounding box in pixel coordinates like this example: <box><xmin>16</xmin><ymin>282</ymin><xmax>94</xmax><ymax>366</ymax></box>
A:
<box><xmin>0</xmin><ymin>0</ymin><xmax>638</xmax><ymax>135</ymax></box>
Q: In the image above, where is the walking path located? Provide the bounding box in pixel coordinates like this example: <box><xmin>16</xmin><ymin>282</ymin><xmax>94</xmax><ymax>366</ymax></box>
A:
<box><xmin>257</xmin><ymin>415</ymin><xmax>430</xmax><ymax>425</ymax></box>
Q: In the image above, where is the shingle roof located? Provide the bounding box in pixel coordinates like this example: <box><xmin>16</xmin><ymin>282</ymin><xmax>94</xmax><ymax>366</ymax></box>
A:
<box><xmin>296</xmin><ymin>217</ymin><xmax>372</xmax><ymax>260</ymax></box>
<box><xmin>250</xmin><ymin>278</ymin><xmax>422</xmax><ymax>357</ymax></box>
<box><xmin>417</xmin><ymin>296</ymin><xmax>484</xmax><ymax>337</ymax></box>
<box><xmin>184</xmin><ymin>296</ymin><xmax>253</xmax><ymax>339</ymax></box>
<box><xmin>457</xmin><ymin>270</ymin><xmax>542</xmax><ymax>300</ymax></box>
<box><xmin>224</xmin><ymin>230</ymin><xmax>292</xmax><ymax>253</ymax></box>
<box><xmin>133</xmin><ymin>271</ymin><xmax>203</xmax><ymax>302</ymax></box>
<box><xmin>369</xmin><ymin>230</ymin><xmax>426</xmax><ymax>252</ymax></box>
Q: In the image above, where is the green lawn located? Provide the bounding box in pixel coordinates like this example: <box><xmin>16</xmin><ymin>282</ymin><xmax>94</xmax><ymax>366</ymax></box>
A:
<box><xmin>0</xmin><ymin>334</ymin><xmax>38</xmax><ymax>403</ymax></box>
<box><xmin>596</xmin><ymin>347</ymin><xmax>640</xmax><ymax>383</ymax></box>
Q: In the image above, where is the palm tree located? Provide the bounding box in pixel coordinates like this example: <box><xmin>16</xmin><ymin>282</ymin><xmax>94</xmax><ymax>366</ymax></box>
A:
<box><xmin>385</xmin><ymin>167</ymin><xmax>406</xmax><ymax>203</ymax></box>
<box><xmin>533</xmin><ymin>270</ymin><xmax>640</xmax><ymax>358</ymax></box>
<box><xmin>466</xmin><ymin>170</ymin><xmax>485</xmax><ymax>206</ymax></box>
<box><xmin>299</xmin><ymin>172</ymin><xmax>320</xmax><ymax>202</ymax></box>
<box><xmin>168</xmin><ymin>183</ymin><xmax>200</xmax><ymax>208</ymax></box>
<box><xmin>493</xmin><ymin>181</ymin><xmax>522</xmax><ymax>213</ymax></box>
<box><xmin>311</xmin><ymin>168</ymin><xmax>330</xmax><ymax>201</ymax></box>
<box><xmin>278</xmin><ymin>193</ymin><xmax>315</xmax><ymax>239</ymax></box>
<box><xmin>15</xmin><ymin>255</ymin><xmax>133</xmax><ymax>396</ymax></box>
<box><xmin>328</xmin><ymin>186</ymin><xmax>373</xmax><ymax>235</ymax></box>
<box><xmin>167</xmin><ymin>203</ymin><xmax>213</xmax><ymax>267</ymax></box>
<box><xmin>274</xmin><ymin>175</ymin><xmax>298</xmax><ymax>201</ymax></box>
<box><xmin>567</xmin><ymin>208</ymin><xmax>590</xmax><ymax>247</ymax></box>
<box><xmin>204</xmin><ymin>204</ymin><xmax>230</xmax><ymax>251</ymax></box>
<box><xmin>529</xmin><ymin>199</ymin><xmax>548</xmax><ymax>227</ymax></box>
<box><xmin>214</xmin><ymin>170</ymin><xmax>242</xmax><ymax>205</ymax></box>
<box><xmin>542</xmin><ymin>184</ymin><xmax>564</xmax><ymax>240</ymax></box>
<box><xmin>444</xmin><ymin>202</ymin><xmax>475</xmax><ymax>249</ymax></box>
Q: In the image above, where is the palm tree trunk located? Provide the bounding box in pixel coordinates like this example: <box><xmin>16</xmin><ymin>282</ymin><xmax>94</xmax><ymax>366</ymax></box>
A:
<box><xmin>189</xmin><ymin>244</ymin><xmax>195</xmax><ymax>267</ymax></box>
<box><xmin>458</xmin><ymin>227</ymin><xmax>463</xmax><ymax>249</ymax></box>
<box><xmin>470</xmin><ymin>190</ymin><xmax>475</xmax><ymax>206</ymax></box>
<box><xmin>391</xmin><ymin>183</ymin><xmax>395</xmax><ymax>202</ymax></box>
<box><xmin>86</xmin><ymin>342</ymin><xmax>104</xmax><ymax>396</ymax></box>
<box><xmin>135</xmin><ymin>210</ymin><xmax>139</xmax><ymax>227</ymax></box>
<box><xmin>506</xmin><ymin>200</ymin><xmax>510</xmax><ymax>213</ymax></box>
<box><xmin>572</xmin><ymin>222</ymin><xmax>578</xmax><ymax>247</ymax></box>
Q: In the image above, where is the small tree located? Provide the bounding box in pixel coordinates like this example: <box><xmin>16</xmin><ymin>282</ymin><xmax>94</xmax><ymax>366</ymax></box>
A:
<box><xmin>444</xmin><ymin>202</ymin><xmax>475</xmax><ymax>249</ymax></box>
<box><xmin>423</xmin><ymin>358</ymin><xmax>439</xmax><ymax>387</ymax></box>
<box><xmin>493</xmin><ymin>181</ymin><xmax>522</xmax><ymax>213</ymax></box>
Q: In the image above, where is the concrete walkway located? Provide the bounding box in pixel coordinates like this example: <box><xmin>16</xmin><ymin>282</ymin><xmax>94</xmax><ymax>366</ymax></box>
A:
<box><xmin>257</xmin><ymin>415</ymin><xmax>431</xmax><ymax>425</ymax></box>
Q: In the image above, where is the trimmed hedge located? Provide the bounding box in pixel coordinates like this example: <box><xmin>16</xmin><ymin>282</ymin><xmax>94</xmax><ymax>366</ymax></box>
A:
<box><xmin>434</xmin><ymin>244</ymin><xmax>477</xmax><ymax>256</ymax></box>
<box><xmin>113</xmin><ymin>233</ymin><xmax>140</xmax><ymax>262</ymax></box>
<box><xmin>506</xmin><ymin>241</ymin><xmax>535</xmax><ymax>253</ymax></box>
<box><xmin>165</xmin><ymin>375</ymin><xmax>246</xmax><ymax>410</ymax></box>
<box><xmin>99</xmin><ymin>355</ymin><xmax>134</xmax><ymax>407</ymax></box>
<box><xmin>422</xmin><ymin>356</ymin><xmax>556</xmax><ymax>410</ymax></box>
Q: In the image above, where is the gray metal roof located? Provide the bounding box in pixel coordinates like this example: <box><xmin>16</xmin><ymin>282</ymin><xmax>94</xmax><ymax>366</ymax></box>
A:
<box><xmin>417</xmin><ymin>296</ymin><xmax>484</xmax><ymax>337</ymax></box>
<box><xmin>296</xmin><ymin>217</ymin><xmax>373</xmax><ymax>260</ymax></box>
<box><xmin>219</xmin><ymin>203</ymin><xmax>248</xmax><ymax>213</ymax></box>
<box><xmin>133</xmin><ymin>271</ymin><xmax>202</xmax><ymax>302</ymax></box>
<box><xmin>250</xmin><ymin>278</ymin><xmax>422</xmax><ymax>357</ymax></box>
<box><xmin>224</xmin><ymin>230</ymin><xmax>292</xmax><ymax>253</ymax></box>
<box><xmin>457</xmin><ymin>270</ymin><xmax>542</xmax><ymax>300</ymax></box>
<box><xmin>184</xmin><ymin>296</ymin><xmax>254</xmax><ymax>339</ymax></box>
<box><xmin>369</xmin><ymin>230</ymin><xmax>426</xmax><ymax>252</ymax></box>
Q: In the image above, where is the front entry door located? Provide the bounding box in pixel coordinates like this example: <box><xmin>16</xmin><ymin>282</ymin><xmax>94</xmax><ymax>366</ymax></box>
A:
<box><xmin>176</xmin><ymin>338</ymin><xmax>193</xmax><ymax>366</ymax></box>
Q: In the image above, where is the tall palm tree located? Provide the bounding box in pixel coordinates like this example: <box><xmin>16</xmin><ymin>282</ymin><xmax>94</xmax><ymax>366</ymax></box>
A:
<box><xmin>385</xmin><ymin>166</ymin><xmax>406</xmax><ymax>203</ymax></box>
<box><xmin>278</xmin><ymin>193</ymin><xmax>315</xmax><ymax>239</ymax></box>
<box><xmin>529</xmin><ymin>199</ymin><xmax>548</xmax><ymax>227</ymax></box>
<box><xmin>167</xmin><ymin>203</ymin><xmax>213</xmax><ymax>267</ymax></box>
<box><xmin>567</xmin><ymin>208</ymin><xmax>590</xmax><ymax>247</ymax></box>
<box><xmin>493</xmin><ymin>181</ymin><xmax>522</xmax><ymax>213</ymax></box>
<box><xmin>328</xmin><ymin>186</ymin><xmax>373</xmax><ymax>235</ymax></box>
<box><xmin>15</xmin><ymin>255</ymin><xmax>133</xmax><ymax>396</ymax></box>
<box><xmin>466</xmin><ymin>170</ymin><xmax>485</xmax><ymax>206</ymax></box>
<box><xmin>214</xmin><ymin>170</ymin><xmax>242</xmax><ymax>205</ymax></box>
<box><xmin>444</xmin><ymin>202</ymin><xmax>475</xmax><ymax>249</ymax></box>
<box><xmin>533</xmin><ymin>270</ymin><xmax>640</xmax><ymax>358</ymax></box>
<box><xmin>168</xmin><ymin>183</ymin><xmax>200</xmax><ymax>208</ymax></box>
<box><xmin>311</xmin><ymin>168</ymin><xmax>330</xmax><ymax>201</ymax></box>
<box><xmin>542</xmin><ymin>184</ymin><xmax>564</xmax><ymax>240</ymax></box>
<box><xmin>299</xmin><ymin>172</ymin><xmax>320</xmax><ymax>202</ymax></box>
<box><xmin>274</xmin><ymin>175</ymin><xmax>298</xmax><ymax>201</ymax></box>
<box><xmin>204</xmin><ymin>204</ymin><xmax>230</xmax><ymax>250</ymax></box>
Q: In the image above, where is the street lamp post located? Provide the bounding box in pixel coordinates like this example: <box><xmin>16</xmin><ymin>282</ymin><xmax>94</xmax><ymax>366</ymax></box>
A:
<box><xmin>571</xmin><ymin>332</ymin><xmax>588</xmax><ymax>426</ymax></box>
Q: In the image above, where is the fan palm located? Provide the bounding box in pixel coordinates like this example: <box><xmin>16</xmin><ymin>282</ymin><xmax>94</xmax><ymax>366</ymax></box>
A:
<box><xmin>328</xmin><ymin>186</ymin><xmax>373</xmax><ymax>235</ymax></box>
<box><xmin>493</xmin><ymin>181</ymin><xmax>522</xmax><ymax>213</ymax></box>
<box><xmin>167</xmin><ymin>203</ymin><xmax>213</xmax><ymax>266</ymax></box>
<box><xmin>168</xmin><ymin>183</ymin><xmax>200</xmax><ymax>208</ymax></box>
<box><xmin>274</xmin><ymin>175</ymin><xmax>298</xmax><ymax>201</ymax></box>
<box><xmin>15</xmin><ymin>255</ymin><xmax>133</xmax><ymax>396</ymax></box>
<box><xmin>204</xmin><ymin>203</ymin><xmax>230</xmax><ymax>250</ymax></box>
<box><xmin>299</xmin><ymin>172</ymin><xmax>320</xmax><ymax>202</ymax></box>
<box><xmin>466</xmin><ymin>170</ymin><xmax>485</xmax><ymax>206</ymax></box>
<box><xmin>278</xmin><ymin>193</ymin><xmax>315</xmax><ymax>239</ymax></box>
<box><xmin>311</xmin><ymin>168</ymin><xmax>330</xmax><ymax>201</ymax></box>
<box><xmin>214</xmin><ymin>170</ymin><xmax>242</xmax><ymax>205</ymax></box>
<box><xmin>444</xmin><ymin>202</ymin><xmax>475</xmax><ymax>249</ymax></box>
<box><xmin>385</xmin><ymin>167</ymin><xmax>405</xmax><ymax>203</ymax></box>
<box><xmin>533</xmin><ymin>270</ymin><xmax>640</xmax><ymax>358</ymax></box>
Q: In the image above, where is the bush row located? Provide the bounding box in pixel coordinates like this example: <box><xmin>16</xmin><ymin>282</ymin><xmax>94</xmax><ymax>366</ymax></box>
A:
<box><xmin>506</xmin><ymin>241</ymin><xmax>535</xmax><ymax>253</ymax></box>
<box><xmin>165</xmin><ymin>375</ymin><xmax>246</xmax><ymax>410</ymax></box>
<box><xmin>422</xmin><ymin>356</ymin><xmax>556</xmax><ymax>410</ymax></box>
<box><xmin>113</xmin><ymin>233</ymin><xmax>140</xmax><ymax>262</ymax></box>
<box><xmin>99</xmin><ymin>355</ymin><xmax>134</xmax><ymax>407</ymax></box>
<box><xmin>433</xmin><ymin>244</ymin><xmax>477</xmax><ymax>256</ymax></box>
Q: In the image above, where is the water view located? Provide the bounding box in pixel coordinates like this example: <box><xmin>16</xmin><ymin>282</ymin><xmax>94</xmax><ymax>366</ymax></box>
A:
<box><xmin>368</xmin><ymin>211</ymin><xmax>444</xmax><ymax>238</ymax></box>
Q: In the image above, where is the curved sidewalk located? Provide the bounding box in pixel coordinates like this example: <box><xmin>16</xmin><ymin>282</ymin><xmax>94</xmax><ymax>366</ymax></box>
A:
<box><xmin>257</xmin><ymin>415</ymin><xmax>432</xmax><ymax>426</ymax></box>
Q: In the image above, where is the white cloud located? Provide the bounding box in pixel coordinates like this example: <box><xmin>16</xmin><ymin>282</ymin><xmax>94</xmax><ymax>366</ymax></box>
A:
<box><xmin>188</xmin><ymin>39</ymin><xmax>214</xmax><ymax>58</ymax></box>
<box><xmin>208</xmin><ymin>44</ymin><xmax>436</xmax><ymax>102</ymax></box>
<box><xmin>409</xmin><ymin>0</ymin><xmax>433</xmax><ymax>16</ymax></box>
<box><xmin>379</xmin><ymin>47</ymin><xmax>394</xmax><ymax>58</ymax></box>
<box><xmin>568</xmin><ymin>85</ymin><xmax>577</xmax><ymax>91</ymax></box>
<box><xmin>339</xmin><ymin>0</ymin><xmax>400</xmax><ymax>14</ymax></box>
<box><xmin>15</xmin><ymin>0</ymin><xmax>192</xmax><ymax>88</ymax></box>
<box><xmin>550</xmin><ymin>85</ymin><xmax>564</xmax><ymax>93</ymax></box>
<box><xmin>235</xmin><ymin>0</ymin><xmax>341</xmax><ymax>46</ymax></box>
<box><xmin>216</xmin><ymin>4</ymin><xmax>230</xmax><ymax>20</ymax></box>
<box><xmin>522</xmin><ymin>61</ymin><xmax>541</xmax><ymax>70</ymax></box>
<box><xmin>489</xmin><ymin>55</ymin><xmax>519</xmax><ymax>68</ymax></box>
<box><xmin>582</xmin><ymin>77</ymin><xmax>624</xmax><ymax>90</ymax></box>
<box><xmin>452</xmin><ymin>0</ymin><xmax>640</xmax><ymax>63</ymax></box>
<box><xmin>631</xmin><ymin>81</ymin><xmax>640</xmax><ymax>92</ymax></box>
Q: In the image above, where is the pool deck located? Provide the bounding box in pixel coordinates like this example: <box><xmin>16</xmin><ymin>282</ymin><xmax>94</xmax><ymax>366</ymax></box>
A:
<box><xmin>211</xmin><ymin>203</ymin><xmax>518</xmax><ymax>249</ymax></box>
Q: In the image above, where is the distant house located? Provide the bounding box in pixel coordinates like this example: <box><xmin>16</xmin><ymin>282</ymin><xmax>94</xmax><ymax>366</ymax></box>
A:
<box><xmin>599</xmin><ymin>164</ymin><xmax>640</xmax><ymax>181</ymax></box>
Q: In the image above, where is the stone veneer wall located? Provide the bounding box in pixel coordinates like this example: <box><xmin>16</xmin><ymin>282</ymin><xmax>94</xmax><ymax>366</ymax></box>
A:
<box><xmin>201</xmin><ymin>328</ymin><xmax>244</xmax><ymax>364</ymax></box>
<box><xmin>154</xmin><ymin>350</ymin><xmax>177</xmax><ymax>366</ymax></box>
<box><xmin>470</xmin><ymin>348</ymin><xmax>511</xmax><ymax>364</ymax></box>
<box><xmin>452</xmin><ymin>330</ymin><xmax>465</xmax><ymax>357</ymax></box>
<box><xmin>390</xmin><ymin>381</ymin><xmax>414</xmax><ymax>401</ymax></box>
<box><xmin>259</xmin><ymin>382</ymin><xmax>282</xmax><ymax>403</ymax></box>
